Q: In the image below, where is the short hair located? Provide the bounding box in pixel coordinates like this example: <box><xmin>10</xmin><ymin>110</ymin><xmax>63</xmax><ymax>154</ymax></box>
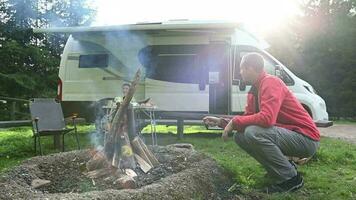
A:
<box><xmin>122</xmin><ymin>83</ymin><xmax>131</xmax><ymax>88</ymax></box>
<box><xmin>240</xmin><ymin>53</ymin><xmax>264</xmax><ymax>73</ymax></box>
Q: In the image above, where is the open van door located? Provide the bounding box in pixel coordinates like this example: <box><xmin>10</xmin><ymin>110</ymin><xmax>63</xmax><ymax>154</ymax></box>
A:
<box><xmin>205</xmin><ymin>43</ymin><xmax>230</xmax><ymax>114</ymax></box>
<box><xmin>139</xmin><ymin>43</ymin><xmax>230</xmax><ymax>114</ymax></box>
<box><xmin>139</xmin><ymin>45</ymin><xmax>209</xmax><ymax>112</ymax></box>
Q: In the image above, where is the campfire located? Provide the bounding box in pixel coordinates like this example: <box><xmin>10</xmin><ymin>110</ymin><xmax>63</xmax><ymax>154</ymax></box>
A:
<box><xmin>84</xmin><ymin>69</ymin><xmax>159</xmax><ymax>189</ymax></box>
<box><xmin>0</xmin><ymin>69</ymin><xmax>234</xmax><ymax>199</ymax></box>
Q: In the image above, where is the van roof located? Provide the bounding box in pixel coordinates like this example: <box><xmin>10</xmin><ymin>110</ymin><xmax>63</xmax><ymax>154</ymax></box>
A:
<box><xmin>33</xmin><ymin>20</ymin><xmax>269</xmax><ymax>49</ymax></box>
<box><xmin>33</xmin><ymin>20</ymin><xmax>243</xmax><ymax>33</ymax></box>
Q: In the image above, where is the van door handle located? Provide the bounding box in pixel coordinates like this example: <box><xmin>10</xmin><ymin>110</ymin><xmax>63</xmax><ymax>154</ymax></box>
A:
<box><xmin>103</xmin><ymin>76</ymin><xmax>121</xmax><ymax>80</ymax></box>
<box><xmin>199</xmin><ymin>83</ymin><xmax>206</xmax><ymax>91</ymax></box>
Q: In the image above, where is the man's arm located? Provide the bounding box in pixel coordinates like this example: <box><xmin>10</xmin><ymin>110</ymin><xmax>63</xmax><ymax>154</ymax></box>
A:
<box><xmin>203</xmin><ymin>116</ymin><xmax>234</xmax><ymax>142</ymax></box>
<box><xmin>203</xmin><ymin>88</ymin><xmax>257</xmax><ymax>129</ymax></box>
<box><xmin>219</xmin><ymin>118</ymin><xmax>231</xmax><ymax>128</ymax></box>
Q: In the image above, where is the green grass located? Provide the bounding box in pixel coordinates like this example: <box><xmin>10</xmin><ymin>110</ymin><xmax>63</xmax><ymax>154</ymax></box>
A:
<box><xmin>180</xmin><ymin>136</ymin><xmax>356</xmax><ymax>200</ymax></box>
<box><xmin>1</xmin><ymin>125</ymin><xmax>356</xmax><ymax>199</ymax></box>
<box><xmin>333</xmin><ymin>119</ymin><xmax>356</xmax><ymax>125</ymax></box>
<box><xmin>0</xmin><ymin>125</ymin><xmax>95</xmax><ymax>171</ymax></box>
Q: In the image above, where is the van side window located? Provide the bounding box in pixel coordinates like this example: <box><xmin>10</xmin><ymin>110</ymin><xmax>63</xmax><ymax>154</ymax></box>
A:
<box><xmin>79</xmin><ymin>54</ymin><xmax>109</xmax><ymax>68</ymax></box>
<box><xmin>139</xmin><ymin>45</ymin><xmax>208</xmax><ymax>84</ymax></box>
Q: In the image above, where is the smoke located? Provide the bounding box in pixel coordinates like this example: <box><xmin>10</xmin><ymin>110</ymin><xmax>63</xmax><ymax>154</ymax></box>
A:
<box><xmin>102</xmin><ymin>31</ymin><xmax>148</xmax><ymax>77</ymax></box>
<box><xmin>79</xmin><ymin>30</ymin><xmax>150</xmax><ymax>149</ymax></box>
<box><xmin>89</xmin><ymin>129</ymin><xmax>104</xmax><ymax>151</ymax></box>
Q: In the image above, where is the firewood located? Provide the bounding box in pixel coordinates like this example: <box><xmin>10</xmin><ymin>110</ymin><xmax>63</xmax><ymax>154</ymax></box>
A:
<box><xmin>131</xmin><ymin>137</ymin><xmax>153</xmax><ymax>166</ymax></box>
<box><xmin>171</xmin><ymin>143</ymin><xmax>194</xmax><ymax>149</ymax></box>
<box><xmin>85</xmin><ymin>70</ymin><xmax>141</xmax><ymax>181</ymax></box>
<box><xmin>125</xmin><ymin>169</ymin><xmax>138</xmax><ymax>178</ymax></box>
<box><xmin>134</xmin><ymin>154</ymin><xmax>152</xmax><ymax>173</ymax></box>
<box><xmin>114</xmin><ymin>175</ymin><xmax>136</xmax><ymax>189</ymax></box>
<box><xmin>31</xmin><ymin>179</ymin><xmax>51</xmax><ymax>189</ymax></box>
<box><xmin>137</xmin><ymin>137</ymin><xmax>160</xmax><ymax>166</ymax></box>
<box><xmin>86</xmin><ymin>168</ymin><xmax>113</xmax><ymax>179</ymax></box>
<box><xmin>86</xmin><ymin>150</ymin><xmax>109</xmax><ymax>171</ymax></box>
<box><xmin>111</xmin><ymin>151</ymin><xmax>119</xmax><ymax>168</ymax></box>
<box><xmin>104</xmin><ymin>69</ymin><xmax>141</xmax><ymax>166</ymax></box>
<box><xmin>117</xmin><ymin>118</ymin><xmax>136</xmax><ymax>169</ymax></box>
<box><xmin>105</xmin><ymin>69</ymin><xmax>141</xmax><ymax>145</ymax></box>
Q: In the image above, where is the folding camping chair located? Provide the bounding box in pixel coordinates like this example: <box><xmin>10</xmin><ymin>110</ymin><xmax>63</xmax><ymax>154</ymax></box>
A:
<box><xmin>29</xmin><ymin>98</ymin><xmax>80</xmax><ymax>155</ymax></box>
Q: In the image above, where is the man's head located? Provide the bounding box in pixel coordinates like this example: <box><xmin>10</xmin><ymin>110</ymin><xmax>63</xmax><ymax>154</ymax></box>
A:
<box><xmin>240</xmin><ymin>53</ymin><xmax>265</xmax><ymax>84</ymax></box>
<box><xmin>122</xmin><ymin>83</ymin><xmax>130</xmax><ymax>96</ymax></box>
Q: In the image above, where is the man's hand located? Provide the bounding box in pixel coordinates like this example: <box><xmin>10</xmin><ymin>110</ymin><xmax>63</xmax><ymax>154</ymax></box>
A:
<box><xmin>222</xmin><ymin>120</ymin><xmax>234</xmax><ymax>142</ymax></box>
<box><xmin>203</xmin><ymin>116</ymin><xmax>221</xmax><ymax>127</ymax></box>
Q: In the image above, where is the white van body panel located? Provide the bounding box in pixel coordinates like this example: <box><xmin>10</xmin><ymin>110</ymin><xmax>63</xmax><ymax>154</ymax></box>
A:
<box><xmin>54</xmin><ymin>21</ymin><xmax>328</xmax><ymax>121</ymax></box>
<box><xmin>145</xmin><ymin>79</ymin><xmax>209</xmax><ymax>111</ymax></box>
<box><xmin>60</xmin><ymin>34</ymin><xmax>148</xmax><ymax>101</ymax></box>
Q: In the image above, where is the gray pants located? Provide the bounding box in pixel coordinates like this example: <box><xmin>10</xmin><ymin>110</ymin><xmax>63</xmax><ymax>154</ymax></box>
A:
<box><xmin>234</xmin><ymin>125</ymin><xmax>319</xmax><ymax>183</ymax></box>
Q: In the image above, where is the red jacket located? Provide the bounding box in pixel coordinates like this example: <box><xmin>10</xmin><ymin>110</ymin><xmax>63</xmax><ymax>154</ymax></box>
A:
<box><xmin>224</xmin><ymin>72</ymin><xmax>320</xmax><ymax>141</ymax></box>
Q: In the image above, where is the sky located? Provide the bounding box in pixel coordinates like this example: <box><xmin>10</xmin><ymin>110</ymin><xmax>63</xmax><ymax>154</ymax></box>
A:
<box><xmin>92</xmin><ymin>0</ymin><xmax>301</xmax><ymax>36</ymax></box>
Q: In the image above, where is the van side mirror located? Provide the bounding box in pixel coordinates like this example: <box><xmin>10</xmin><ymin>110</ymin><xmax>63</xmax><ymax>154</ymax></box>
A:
<box><xmin>275</xmin><ymin>66</ymin><xmax>294</xmax><ymax>85</ymax></box>
<box><xmin>275</xmin><ymin>65</ymin><xmax>282</xmax><ymax>77</ymax></box>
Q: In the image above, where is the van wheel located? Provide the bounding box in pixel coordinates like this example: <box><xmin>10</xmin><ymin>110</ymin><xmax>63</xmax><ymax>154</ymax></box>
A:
<box><xmin>302</xmin><ymin>104</ymin><xmax>313</xmax><ymax>118</ymax></box>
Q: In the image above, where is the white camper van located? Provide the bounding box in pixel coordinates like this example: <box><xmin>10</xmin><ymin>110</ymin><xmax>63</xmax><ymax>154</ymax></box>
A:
<box><xmin>35</xmin><ymin>21</ymin><xmax>329</xmax><ymax>124</ymax></box>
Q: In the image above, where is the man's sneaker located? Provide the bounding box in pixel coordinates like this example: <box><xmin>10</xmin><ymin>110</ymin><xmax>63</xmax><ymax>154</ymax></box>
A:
<box><xmin>264</xmin><ymin>161</ymin><xmax>297</xmax><ymax>180</ymax></box>
<box><xmin>263</xmin><ymin>172</ymin><xmax>304</xmax><ymax>194</ymax></box>
<box><xmin>289</xmin><ymin>160</ymin><xmax>298</xmax><ymax>169</ymax></box>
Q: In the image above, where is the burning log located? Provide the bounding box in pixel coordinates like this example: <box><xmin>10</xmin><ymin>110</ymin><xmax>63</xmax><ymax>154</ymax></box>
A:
<box><xmin>84</xmin><ymin>69</ymin><xmax>160</xmax><ymax>186</ymax></box>
<box><xmin>86</xmin><ymin>150</ymin><xmax>109</xmax><ymax>171</ymax></box>
<box><xmin>116</xmin><ymin>115</ymin><xmax>136</xmax><ymax>169</ymax></box>
<box><xmin>111</xmin><ymin>115</ymin><xmax>134</xmax><ymax>169</ymax></box>
<box><xmin>86</xmin><ymin>168</ymin><xmax>114</xmax><ymax>179</ymax></box>
<box><xmin>124</xmin><ymin>169</ymin><xmax>138</xmax><ymax>178</ymax></box>
<box><xmin>104</xmin><ymin>69</ymin><xmax>141</xmax><ymax>169</ymax></box>
<box><xmin>114</xmin><ymin>175</ymin><xmax>136</xmax><ymax>189</ymax></box>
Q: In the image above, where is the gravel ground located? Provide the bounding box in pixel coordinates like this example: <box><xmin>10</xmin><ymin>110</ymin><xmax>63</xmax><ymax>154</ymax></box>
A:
<box><xmin>319</xmin><ymin>124</ymin><xmax>356</xmax><ymax>144</ymax></box>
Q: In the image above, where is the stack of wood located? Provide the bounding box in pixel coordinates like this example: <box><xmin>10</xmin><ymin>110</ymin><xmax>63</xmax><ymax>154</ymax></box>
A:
<box><xmin>84</xmin><ymin>69</ymin><xmax>159</xmax><ymax>189</ymax></box>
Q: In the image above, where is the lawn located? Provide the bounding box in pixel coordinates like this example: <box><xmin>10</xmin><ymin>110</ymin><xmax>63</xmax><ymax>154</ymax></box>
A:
<box><xmin>1</xmin><ymin>125</ymin><xmax>356</xmax><ymax>199</ymax></box>
<box><xmin>334</xmin><ymin>119</ymin><xmax>356</xmax><ymax>125</ymax></box>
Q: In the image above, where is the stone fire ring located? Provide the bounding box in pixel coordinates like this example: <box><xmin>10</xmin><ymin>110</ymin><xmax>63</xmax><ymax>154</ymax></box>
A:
<box><xmin>0</xmin><ymin>144</ymin><xmax>232</xmax><ymax>200</ymax></box>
